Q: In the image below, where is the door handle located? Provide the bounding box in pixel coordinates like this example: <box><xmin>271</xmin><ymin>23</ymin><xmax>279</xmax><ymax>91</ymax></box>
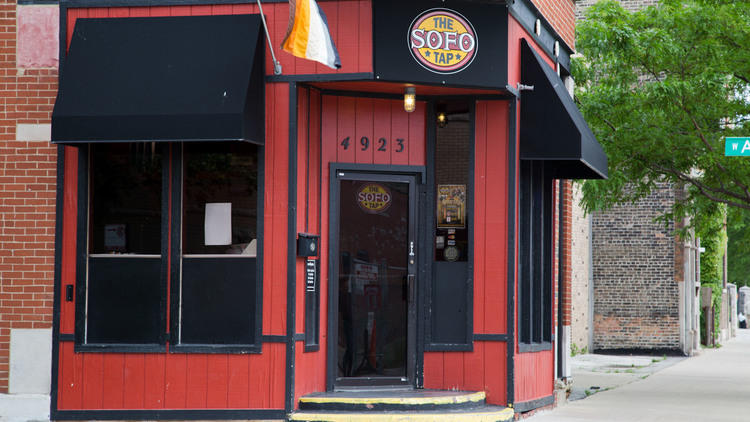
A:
<box><xmin>407</xmin><ymin>274</ymin><xmax>415</xmax><ymax>303</ymax></box>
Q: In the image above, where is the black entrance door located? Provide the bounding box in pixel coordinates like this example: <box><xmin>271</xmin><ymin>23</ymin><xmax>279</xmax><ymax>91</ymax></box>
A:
<box><xmin>330</xmin><ymin>170</ymin><xmax>418</xmax><ymax>388</ymax></box>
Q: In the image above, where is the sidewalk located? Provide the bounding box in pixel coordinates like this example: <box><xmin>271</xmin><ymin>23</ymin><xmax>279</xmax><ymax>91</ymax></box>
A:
<box><xmin>0</xmin><ymin>393</ymin><xmax>49</xmax><ymax>422</ymax></box>
<box><xmin>531</xmin><ymin>330</ymin><xmax>750</xmax><ymax>421</ymax></box>
<box><xmin>567</xmin><ymin>350</ymin><xmax>684</xmax><ymax>401</ymax></box>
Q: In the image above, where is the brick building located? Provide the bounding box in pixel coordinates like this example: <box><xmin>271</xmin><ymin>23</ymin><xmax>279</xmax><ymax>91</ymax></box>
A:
<box><xmin>590</xmin><ymin>182</ymin><xmax>699</xmax><ymax>353</ymax></box>
<box><xmin>0</xmin><ymin>0</ymin><xmax>59</xmax><ymax>400</ymax></box>
<box><xmin>572</xmin><ymin>0</ymin><xmax>700</xmax><ymax>355</ymax></box>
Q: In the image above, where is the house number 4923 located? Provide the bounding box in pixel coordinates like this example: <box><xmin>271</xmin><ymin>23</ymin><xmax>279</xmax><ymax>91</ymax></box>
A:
<box><xmin>340</xmin><ymin>136</ymin><xmax>405</xmax><ymax>153</ymax></box>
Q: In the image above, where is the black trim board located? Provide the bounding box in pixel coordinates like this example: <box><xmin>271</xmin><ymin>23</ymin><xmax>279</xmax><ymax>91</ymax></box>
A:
<box><xmin>50</xmin><ymin>145</ymin><xmax>66</xmax><ymax>417</ymax></box>
<box><xmin>473</xmin><ymin>334</ymin><xmax>508</xmax><ymax>342</ymax></box>
<box><xmin>168</xmin><ymin>143</ymin><xmax>182</xmax><ymax>347</ymax></box>
<box><xmin>73</xmin><ymin>145</ymin><xmax>88</xmax><ymax>347</ymax></box>
<box><xmin>330</xmin><ymin>164</ymin><xmax>426</xmax><ymax>184</ymax></box>
<box><xmin>51</xmin><ymin>409</ymin><xmax>286</xmax><ymax>421</ymax></box>
<box><xmin>507</xmin><ymin>99</ymin><xmax>517</xmax><ymax>406</ymax></box>
<box><xmin>59</xmin><ymin>333</ymin><xmax>75</xmax><ymax>342</ymax></box>
<box><xmin>513</xmin><ymin>394</ymin><xmax>554</xmax><ymax>413</ymax></box>
<box><xmin>286</xmin><ymin>82</ymin><xmax>298</xmax><ymax>413</ymax></box>
<box><xmin>267</xmin><ymin>72</ymin><xmax>373</xmax><ymax>83</ymax></box>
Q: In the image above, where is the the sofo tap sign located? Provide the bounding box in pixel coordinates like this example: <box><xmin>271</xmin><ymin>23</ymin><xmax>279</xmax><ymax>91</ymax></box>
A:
<box><xmin>726</xmin><ymin>137</ymin><xmax>750</xmax><ymax>156</ymax></box>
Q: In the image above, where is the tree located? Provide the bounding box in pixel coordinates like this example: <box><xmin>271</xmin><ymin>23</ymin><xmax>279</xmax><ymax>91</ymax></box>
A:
<box><xmin>573</xmin><ymin>0</ymin><xmax>750</xmax><ymax>215</ymax></box>
<box><xmin>728</xmin><ymin>207</ymin><xmax>750</xmax><ymax>286</ymax></box>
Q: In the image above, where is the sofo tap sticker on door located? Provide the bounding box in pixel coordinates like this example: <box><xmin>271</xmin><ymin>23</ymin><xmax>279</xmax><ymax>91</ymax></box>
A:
<box><xmin>357</xmin><ymin>183</ymin><xmax>392</xmax><ymax>214</ymax></box>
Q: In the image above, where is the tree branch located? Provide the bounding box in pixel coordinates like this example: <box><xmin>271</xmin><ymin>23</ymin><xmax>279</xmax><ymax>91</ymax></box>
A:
<box><xmin>648</xmin><ymin>161</ymin><xmax>750</xmax><ymax>211</ymax></box>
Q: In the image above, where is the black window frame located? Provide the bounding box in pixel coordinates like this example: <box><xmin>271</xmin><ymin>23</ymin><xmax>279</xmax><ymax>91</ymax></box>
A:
<box><xmin>425</xmin><ymin>100</ymin><xmax>475</xmax><ymax>351</ymax></box>
<box><xmin>74</xmin><ymin>142</ymin><xmax>264</xmax><ymax>354</ymax></box>
<box><xmin>169</xmin><ymin>142</ymin><xmax>264</xmax><ymax>354</ymax></box>
<box><xmin>518</xmin><ymin>160</ymin><xmax>553</xmax><ymax>353</ymax></box>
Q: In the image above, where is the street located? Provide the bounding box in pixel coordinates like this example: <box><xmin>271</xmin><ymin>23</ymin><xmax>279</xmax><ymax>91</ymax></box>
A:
<box><xmin>530</xmin><ymin>330</ymin><xmax>750</xmax><ymax>421</ymax></box>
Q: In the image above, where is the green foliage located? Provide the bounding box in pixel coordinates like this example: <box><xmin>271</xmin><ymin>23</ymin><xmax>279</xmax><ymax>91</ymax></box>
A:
<box><xmin>571</xmin><ymin>343</ymin><xmax>588</xmax><ymax>356</ymax></box>
<box><xmin>728</xmin><ymin>208</ymin><xmax>750</xmax><ymax>287</ymax></box>
<box><xmin>700</xmin><ymin>281</ymin><xmax>724</xmax><ymax>345</ymax></box>
<box><xmin>697</xmin><ymin>202</ymin><xmax>727</xmax><ymax>282</ymax></box>
<box><xmin>574</xmin><ymin>0</ymin><xmax>750</xmax><ymax>216</ymax></box>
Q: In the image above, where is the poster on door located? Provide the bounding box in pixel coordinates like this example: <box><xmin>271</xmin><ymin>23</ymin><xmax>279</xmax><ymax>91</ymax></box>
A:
<box><xmin>437</xmin><ymin>184</ymin><xmax>466</xmax><ymax>228</ymax></box>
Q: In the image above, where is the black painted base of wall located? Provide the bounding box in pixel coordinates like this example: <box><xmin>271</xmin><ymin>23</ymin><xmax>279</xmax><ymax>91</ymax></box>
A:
<box><xmin>52</xmin><ymin>409</ymin><xmax>286</xmax><ymax>421</ymax></box>
<box><xmin>513</xmin><ymin>394</ymin><xmax>554</xmax><ymax>413</ymax></box>
<box><xmin>593</xmin><ymin>347</ymin><xmax>686</xmax><ymax>357</ymax></box>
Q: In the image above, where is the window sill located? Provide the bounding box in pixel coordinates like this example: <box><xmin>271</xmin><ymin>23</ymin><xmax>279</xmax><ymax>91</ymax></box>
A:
<box><xmin>75</xmin><ymin>343</ymin><xmax>166</xmax><ymax>353</ymax></box>
<box><xmin>169</xmin><ymin>343</ymin><xmax>262</xmax><ymax>354</ymax></box>
<box><xmin>518</xmin><ymin>341</ymin><xmax>552</xmax><ymax>353</ymax></box>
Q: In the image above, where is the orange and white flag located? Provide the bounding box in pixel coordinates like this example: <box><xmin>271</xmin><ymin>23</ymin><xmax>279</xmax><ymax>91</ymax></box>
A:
<box><xmin>281</xmin><ymin>0</ymin><xmax>341</xmax><ymax>69</ymax></box>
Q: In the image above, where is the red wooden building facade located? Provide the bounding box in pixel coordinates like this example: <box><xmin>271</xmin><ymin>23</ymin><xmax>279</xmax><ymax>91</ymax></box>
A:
<box><xmin>50</xmin><ymin>0</ymin><xmax>606</xmax><ymax>419</ymax></box>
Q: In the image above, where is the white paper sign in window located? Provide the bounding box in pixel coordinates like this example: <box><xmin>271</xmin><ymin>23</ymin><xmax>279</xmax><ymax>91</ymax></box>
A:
<box><xmin>204</xmin><ymin>202</ymin><xmax>232</xmax><ymax>246</ymax></box>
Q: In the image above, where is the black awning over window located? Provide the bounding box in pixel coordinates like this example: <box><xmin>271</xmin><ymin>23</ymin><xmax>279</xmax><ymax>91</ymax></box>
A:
<box><xmin>52</xmin><ymin>15</ymin><xmax>264</xmax><ymax>145</ymax></box>
<box><xmin>519</xmin><ymin>39</ymin><xmax>607</xmax><ymax>179</ymax></box>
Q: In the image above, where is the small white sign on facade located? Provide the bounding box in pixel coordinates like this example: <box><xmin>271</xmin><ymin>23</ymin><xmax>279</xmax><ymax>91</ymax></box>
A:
<box><xmin>204</xmin><ymin>202</ymin><xmax>232</xmax><ymax>246</ymax></box>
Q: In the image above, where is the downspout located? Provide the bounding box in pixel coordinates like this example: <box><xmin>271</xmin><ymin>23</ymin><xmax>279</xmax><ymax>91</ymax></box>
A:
<box><xmin>556</xmin><ymin>180</ymin><xmax>564</xmax><ymax>379</ymax></box>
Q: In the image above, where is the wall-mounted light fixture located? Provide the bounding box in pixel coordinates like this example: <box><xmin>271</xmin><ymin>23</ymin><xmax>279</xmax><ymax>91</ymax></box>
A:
<box><xmin>437</xmin><ymin>111</ymin><xmax>447</xmax><ymax>128</ymax></box>
<box><xmin>404</xmin><ymin>87</ymin><xmax>416</xmax><ymax>113</ymax></box>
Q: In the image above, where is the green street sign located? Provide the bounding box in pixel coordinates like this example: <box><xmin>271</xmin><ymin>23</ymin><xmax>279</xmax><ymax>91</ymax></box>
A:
<box><xmin>725</xmin><ymin>137</ymin><xmax>750</xmax><ymax>156</ymax></box>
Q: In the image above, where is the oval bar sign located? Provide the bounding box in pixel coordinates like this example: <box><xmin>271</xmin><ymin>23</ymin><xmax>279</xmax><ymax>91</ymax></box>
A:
<box><xmin>409</xmin><ymin>9</ymin><xmax>478</xmax><ymax>74</ymax></box>
<box><xmin>357</xmin><ymin>183</ymin><xmax>392</xmax><ymax>214</ymax></box>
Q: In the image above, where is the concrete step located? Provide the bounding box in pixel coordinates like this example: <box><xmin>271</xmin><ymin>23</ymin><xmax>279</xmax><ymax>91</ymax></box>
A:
<box><xmin>291</xmin><ymin>390</ymin><xmax>513</xmax><ymax>422</ymax></box>
<box><xmin>289</xmin><ymin>406</ymin><xmax>514</xmax><ymax>422</ymax></box>
<box><xmin>298</xmin><ymin>390</ymin><xmax>487</xmax><ymax>412</ymax></box>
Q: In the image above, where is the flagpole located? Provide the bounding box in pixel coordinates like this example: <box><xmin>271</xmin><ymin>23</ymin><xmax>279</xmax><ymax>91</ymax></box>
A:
<box><xmin>256</xmin><ymin>0</ymin><xmax>282</xmax><ymax>75</ymax></box>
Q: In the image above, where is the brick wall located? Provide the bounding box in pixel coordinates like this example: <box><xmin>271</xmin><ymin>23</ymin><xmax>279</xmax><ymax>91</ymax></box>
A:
<box><xmin>570</xmin><ymin>183</ymin><xmax>591</xmax><ymax>351</ymax></box>
<box><xmin>0</xmin><ymin>1</ymin><xmax>59</xmax><ymax>393</ymax></box>
<box><xmin>591</xmin><ymin>182</ymin><xmax>681</xmax><ymax>350</ymax></box>
<box><xmin>576</xmin><ymin>0</ymin><xmax>660</xmax><ymax>20</ymax></box>
<box><xmin>531</xmin><ymin>0</ymin><xmax>576</xmax><ymax>49</ymax></box>
<box><xmin>561</xmin><ymin>180</ymin><xmax>572</xmax><ymax>328</ymax></box>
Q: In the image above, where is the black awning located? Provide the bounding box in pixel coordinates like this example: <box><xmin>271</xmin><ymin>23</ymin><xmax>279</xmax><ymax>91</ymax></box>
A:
<box><xmin>52</xmin><ymin>15</ymin><xmax>264</xmax><ymax>145</ymax></box>
<box><xmin>519</xmin><ymin>39</ymin><xmax>607</xmax><ymax>179</ymax></box>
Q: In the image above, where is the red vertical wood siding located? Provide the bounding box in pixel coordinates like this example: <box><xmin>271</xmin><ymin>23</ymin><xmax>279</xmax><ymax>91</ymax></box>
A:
<box><xmin>508</xmin><ymin>14</ymin><xmax>557</xmax><ymax>405</ymax></box>
<box><xmin>291</xmin><ymin>95</ymin><xmax>425</xmax><ymax>403</ymax></box>
<box><xmin>57</xmin><ymin>7</ymin><xmax>292</xmax><ymax>409</ymax></box>
<box><xmin>508</xmin><ymin>15</ymin><xmax>555</xmax><ymax>89</ymax></box>
<box><xmin>423</xmin><ymin>100</ymin><xmax>510</xmax><ymax>406</ymax></box>
<box><xmin>66</xmin><ymin>2</ymin><xmax>373</xmax><ymax>77</ymax></box>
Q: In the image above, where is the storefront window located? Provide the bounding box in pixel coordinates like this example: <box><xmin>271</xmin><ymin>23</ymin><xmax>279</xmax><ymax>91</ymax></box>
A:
<box><xmin>89</xmin><ymin>143</ymin><xmax>162</xmax><ymax>255</ymax></box>
<box><xmin>84</xmin><ymin>143</ymin><xmax>164</xmax><ymax>347</ymax></box>
<box><xmin>182</xmin><ymin>143</ymin><xmax>258</xmax><ymax>255</ymax></box>
<box><xmin>518</xmin><ymin>160</ymin><xmax>553</xmax><ymax>351</ymax></box>
<box><xmin>177</xmin><ymin>142</ymin><xmax>260</xmax><ymax>347</ymax></box>
<box><xmin>78</xmin><ymin>142</ymin><xmax>262</xmax><ymax>351</ymax></box>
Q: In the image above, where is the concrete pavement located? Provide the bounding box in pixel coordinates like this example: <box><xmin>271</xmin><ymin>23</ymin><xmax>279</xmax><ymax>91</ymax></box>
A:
<box><xmin>567</xmin><ymin>351</ymin><xmax>684</xmax><ymax>401</ymax></box>
<box><xmin>531</xmin><ymin>330</ymin><xmax>750</xmax><ymax>421</ymax></box>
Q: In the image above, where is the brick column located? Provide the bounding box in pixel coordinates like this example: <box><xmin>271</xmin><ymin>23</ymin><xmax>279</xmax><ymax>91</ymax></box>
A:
<box><xmin>0</xmin><ymin>1</ymin><xmax>59</xmax><ymax>393</ymax></box>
